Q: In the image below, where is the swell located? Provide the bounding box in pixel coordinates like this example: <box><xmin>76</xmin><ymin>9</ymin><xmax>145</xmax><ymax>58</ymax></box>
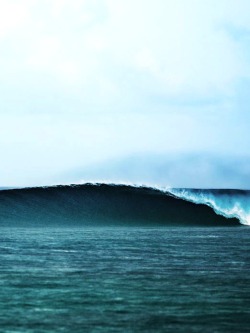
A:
<box><xmin>0</xmin><ymin>184</ymin><xmax>240</xmax><ymax>227</ymax></box>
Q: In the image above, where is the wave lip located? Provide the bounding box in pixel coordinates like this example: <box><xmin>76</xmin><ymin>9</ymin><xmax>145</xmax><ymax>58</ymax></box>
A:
<box><xmin>168</xmin><ymin>188</ymin><xmax>250</xmax><ymax>226</ymax></box>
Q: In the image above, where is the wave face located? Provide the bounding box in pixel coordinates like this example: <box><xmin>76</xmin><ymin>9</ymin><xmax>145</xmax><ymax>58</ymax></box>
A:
<box><xmin>169</xmin><ymin>188</ymin><xmax>250</xmax><ymax>226</ymax></box>
<box><xmin>0</xmin><ymin>184</ymin><xmax>243</xmax><ymax>227</ymax></box>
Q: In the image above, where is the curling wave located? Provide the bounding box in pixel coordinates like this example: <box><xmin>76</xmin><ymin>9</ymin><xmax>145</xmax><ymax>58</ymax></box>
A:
<box><xmin>0</xmin><ymin>183</ymin><xmax>244</xmax><ymax>227</ymax></box>
<box><xmin>168</xmin><ymin>188</ymin><xmax>250</xmax><ymax>226</ymax></box>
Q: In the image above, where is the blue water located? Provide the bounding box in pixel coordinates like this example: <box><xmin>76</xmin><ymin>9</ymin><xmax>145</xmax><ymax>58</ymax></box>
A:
<box><xmin>0</xmin><ymin>226</ymin><xmax>250</xmax><ymax>332</ymax></box>
<box><xmin>0</xmin><ymin>184</ymin><xmax>242</xmax><ymax>227</ymax></box>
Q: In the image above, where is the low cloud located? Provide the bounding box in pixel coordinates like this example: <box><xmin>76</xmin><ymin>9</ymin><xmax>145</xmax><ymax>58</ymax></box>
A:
<box><xmin>62</xmin><ymin>153</ymin><xmax>250</xmax><ymax>189</ymax></box>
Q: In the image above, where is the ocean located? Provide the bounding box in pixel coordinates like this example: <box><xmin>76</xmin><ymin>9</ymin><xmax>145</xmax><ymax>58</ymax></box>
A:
<box><xmin>0</xmin><ymin>184</ymin><xmax>249</xmax><ymax>332</ymax></box>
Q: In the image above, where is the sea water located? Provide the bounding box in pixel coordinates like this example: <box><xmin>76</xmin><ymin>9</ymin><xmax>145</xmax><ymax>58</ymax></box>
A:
<box><xmin>0</xmin><ymin>226</ymin><xmax>249</xmax><ymax>332</ymax></box>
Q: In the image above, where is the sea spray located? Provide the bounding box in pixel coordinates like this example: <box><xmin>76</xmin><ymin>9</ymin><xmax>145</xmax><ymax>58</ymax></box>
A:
<box><xmin>168</xmin><ymin>188</ymin><xmax>250</xmax><ymax>226</ymax></box>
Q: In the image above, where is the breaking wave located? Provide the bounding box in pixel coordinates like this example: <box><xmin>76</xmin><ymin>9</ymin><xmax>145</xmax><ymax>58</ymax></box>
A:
<box><xmin>0</xmin><ymin>183</ymin><xmax>247</xmax><ymax>227</ymax></box>
<box><xmin>168</xmin><ymin>188</ymin><xmax>250</xmax><ymax>226</ymax></box>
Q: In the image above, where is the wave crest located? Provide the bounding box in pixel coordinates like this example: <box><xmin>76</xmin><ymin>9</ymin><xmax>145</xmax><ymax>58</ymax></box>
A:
<box><xmin>168</xmin><ymin>188</ymin><xmax>250</xmax><ymax>226</ymax></box>
<box><xmin>0</xmin><ymin>183</ymin><xmax>242</xmax><ymax>227</ymax></box>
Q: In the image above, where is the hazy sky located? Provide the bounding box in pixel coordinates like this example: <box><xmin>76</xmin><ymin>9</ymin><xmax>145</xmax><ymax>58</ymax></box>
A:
<box><xmin>1</xmin><ymin>0</ymin><xmax>250</xmax><ymax>187</ymax></box>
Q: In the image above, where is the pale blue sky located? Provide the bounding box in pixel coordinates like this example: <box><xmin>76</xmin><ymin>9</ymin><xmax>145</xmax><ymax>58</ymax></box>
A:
<box><xmin>0</xmin><ymin>0</ymin><xmax>250</xmax><ymax>187</ymax></box>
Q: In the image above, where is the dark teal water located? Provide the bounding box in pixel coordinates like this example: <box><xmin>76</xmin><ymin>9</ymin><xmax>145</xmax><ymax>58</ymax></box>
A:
<box><xmin>0</xmin><ymin>227</ymin><xmax>250</xmax><ymax>332</ymax></box>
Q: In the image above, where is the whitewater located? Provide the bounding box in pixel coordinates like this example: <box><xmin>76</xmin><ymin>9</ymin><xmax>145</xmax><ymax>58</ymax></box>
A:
<box><xmin>72</xmin><ymin>182</ymin><xmax>250</xmax><ymax>226</ymax></box>
<box><xmin>167</xmin><ymin>188</ymin><xmax>250</xmax><ymax>226</ymax></box>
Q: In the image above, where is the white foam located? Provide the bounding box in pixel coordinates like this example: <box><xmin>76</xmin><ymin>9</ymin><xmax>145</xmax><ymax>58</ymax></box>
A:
<box><xmin>168</xmin><ymin>188</ymin><xmax>250</xmax><ymax>226</ymax></box>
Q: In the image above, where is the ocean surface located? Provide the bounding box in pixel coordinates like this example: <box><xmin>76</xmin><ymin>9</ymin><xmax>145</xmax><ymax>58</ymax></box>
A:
<box><xmin>0</xmin><ymin>184</ymin><xmax>250</xmax><ymax>332</ymax></box>
<box><xmin>0</xmin><ymin>227</ymin><xmax>250</xmax><ymax>332</ymax></box>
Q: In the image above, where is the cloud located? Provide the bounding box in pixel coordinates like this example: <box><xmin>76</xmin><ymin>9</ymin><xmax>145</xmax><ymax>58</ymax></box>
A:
<box><xmin>0</xmin><ymin>0</ymin><xmax>250</xmax><ymax>186</ymax></box>
<box><xmin>0</xmin><ymin>0</ymin><xmax>30</xmax><ymax>38</ymax></box>
<box><xmin>2</xmin><ymin>0</ymin><xmax>250</xmax><ymax>99</ymax></box>
<box><xmin>66</xmin><ymin>153</ymin><xmax>250</xmax><ymax>189</ymax></box>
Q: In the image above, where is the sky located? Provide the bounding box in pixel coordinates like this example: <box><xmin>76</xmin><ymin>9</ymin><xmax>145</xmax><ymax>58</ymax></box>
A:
<box><xmin>0</xmin><ymin>0</ymin><xmax>250</xmax><ymax>188</ymax></box>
